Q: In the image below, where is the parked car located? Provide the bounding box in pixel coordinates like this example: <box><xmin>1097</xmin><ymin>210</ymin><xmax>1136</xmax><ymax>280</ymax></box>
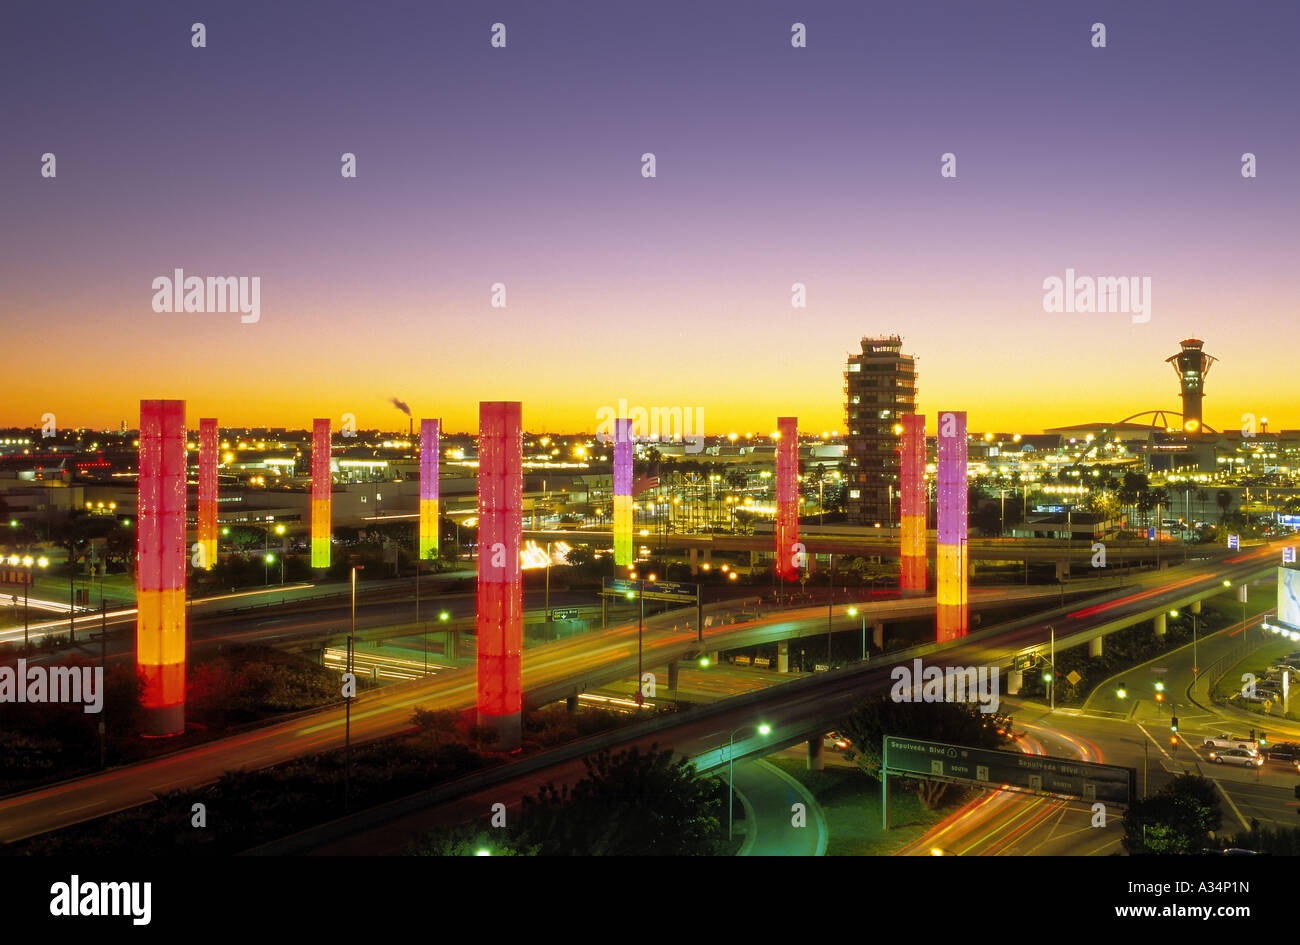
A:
<box><xmin>1204</xmin><ymin>734</ymin><xmax>1259</xmax><ymax>752</ymax></box>
<box><xmin>1209</xmin><ymin>747</ymin><xmax>1264</xmax><ymax>768</ymax></box>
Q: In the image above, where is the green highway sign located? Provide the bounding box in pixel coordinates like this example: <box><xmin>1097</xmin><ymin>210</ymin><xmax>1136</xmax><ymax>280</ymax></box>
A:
<box><xmin>883</xmin><ymin>735</ymin><xmax>1136</xmax><ymax>806</ymax></box>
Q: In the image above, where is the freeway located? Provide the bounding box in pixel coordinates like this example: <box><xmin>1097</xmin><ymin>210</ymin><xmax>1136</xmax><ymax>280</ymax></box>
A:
<box><xmin>262</xmin><ymin>542</ymin><xmax>1294</xmax><ymax>853</ymax></box>
<box><xmin>525</xmin><ymin>527</ymin><xmax>1233</xmax><ymax>565</ymax></box>
<box><xmin>1</xmin><ymin>538</ymin><xmax>1289</xmax><ymax>846</ymax></box>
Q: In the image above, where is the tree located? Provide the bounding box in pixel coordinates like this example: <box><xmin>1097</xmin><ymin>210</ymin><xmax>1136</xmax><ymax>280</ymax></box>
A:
<box><xmin>839</xmin><ymin>696</ymin><xmax>1012</xmax><ymax>808</ymax></box>
<box><xmin>1123</xmin><ymin>774</ymin><xmax>1221</xmax><ymax>854</ymax></box>
<box><xmin>410</xmin><ymin>824</ymin><xmax>536</xmax><ymax>856</ymax></box>
<box><xmin>1216</xmin><ymin>489</ymin><xmax>1233</xmax><ymax>524</ymax></box>
<box><xmin>517</xmin><ymin>744</ymin><xmax>724</xmax><ymax>855</ymax></box>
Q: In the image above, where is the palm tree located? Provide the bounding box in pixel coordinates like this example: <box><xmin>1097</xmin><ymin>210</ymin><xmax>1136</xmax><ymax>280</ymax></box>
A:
<box><xmin>1216</xmin><ymin>489</ymin><xmax>1232</xmax><ymax>524</ymax></box>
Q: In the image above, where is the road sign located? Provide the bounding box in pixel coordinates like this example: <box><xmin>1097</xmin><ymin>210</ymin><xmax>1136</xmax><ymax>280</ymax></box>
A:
<box><xmin>1285</xmin><ymin>547</ymin><xmax>1297</xmax><ymax>564</ymax></box>
<box><xmin>1065</xmin><ymin>670</ymin><xmax>1082</xmax><ymax>687</ymax></box>
<box><xmin>883</xmin><ymin>735</ymin><xmax>1136</xmax><ymax>806</ymax></box>
<box><xmin>1148</xmin><ymin>526</ymin><xmax>1156</xmax><ymax>540</ymax></box>
<box><xmin>1013</xmin><ymin>653</ymin><xmax>1038</xmax><ymax>671</ymax></box>
<box><xmin>549</xmin><ymin>608</ymin><xmax>579</xmax><ymax>620</ymax></box>
<box><xmin>601</xmin><ymin>577</ymin><xmax>697</xmax><ymax>602</ymax></box>
<box><xmin>1228</xmin><ymin>534</ymin><xmax>1240</xmax><ymax>550</ymax></box>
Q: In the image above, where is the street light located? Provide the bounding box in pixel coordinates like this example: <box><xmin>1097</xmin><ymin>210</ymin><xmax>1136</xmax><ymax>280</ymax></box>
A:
<box><xmin>346</xmin><ymin>563</ymin><xmax>364</xmax><ymax>810</ymax></box>
<box><xmin>848</xmin><ymin>606</ymin><xmax>867</xmax><ymax>660</ymax></box>
<box><xmin>1170</xmin><ymin>607</ymin><xmax>1199</xmax><ymax>677</ymax></box>
<box><xmin>12</xmin><ymin>554</ymin><xmax>50</xmax><ymax>648</ymax></box>
<box><xmin>727</xmin><ymin>722</ymin><xmax>772</xmax><ymax>840</ymax></box>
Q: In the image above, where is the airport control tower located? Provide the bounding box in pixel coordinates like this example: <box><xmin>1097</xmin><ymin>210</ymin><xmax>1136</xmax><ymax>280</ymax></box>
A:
<box><xmin>1165</xmin><ymin>339</ymin><xmax>1216</xmax><ymax>435</ymax></box>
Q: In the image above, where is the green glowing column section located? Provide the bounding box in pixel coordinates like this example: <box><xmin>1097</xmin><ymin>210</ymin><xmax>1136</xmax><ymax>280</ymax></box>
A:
<box><xmin>476</xmin><ymin>401</ymin><xmax>523</xmax><ymax>752</ymax></box>
<box><xmin>137</xmin><ymin>399</ymin><xmax>187</xmax><ymax>736</ymax></box>
<box><xmin>311</xmin><ymin>418</ymin><xmax>331</xmax><ymax>568</ymax></box>
<box><xmin>420</xmin><ymin>418</ymin><xmax>440</xmax><ymax>562</ymax></box>
<box><xmin>936</xmin><ymin>410</ymin><xmax>968</xmax><ymax>642</ymax></box>
<box><xmin>613</xmin><ymin>417</ymin><xmax>633</xmax><ymax>567</ymax></box>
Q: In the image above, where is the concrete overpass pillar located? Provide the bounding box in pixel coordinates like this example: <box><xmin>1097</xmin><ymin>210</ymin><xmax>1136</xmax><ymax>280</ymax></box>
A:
<box><xmin>1089</xmin><ymin>636</ymin><xmax>1102</xmax><ymax>658</ymax></box>
<box><xmin>1007</xmin><ymin>669</ymin><xmax>1023</xmax><ymax>695</ymax></box>
<box><xmin>709</xmin><ymin>651</ymin><xmax>719</xmax><ymax>666</ymax></box>
<box><xmin>668</xmin><ymin>659</ymin><xmax>680</xmax><ymax>691</ymax></box>
<box><xmin>873</xmin><ymin>622</ymin><xmax>884</xmax><ymax>650</ymax></box>
<box><xmin>704</xmin><ymin>548</ymin><xmax>712</xmax><ymax>567</ymax></box>
<box><xmin>778</xmin><ymin>640</ymin><xmax>789</xmax><ymax>673</ymax></box>
<box><xmin>807</xmin><ymin>736</ymin><xmax>825</xmax><ymax>771</ymax></box>
<box><xmin>1191</xmin><ymin>599</ymin><xmax>1202</xmax><ymax>615</ymax></box>
<box><xmin>566</xmin><ymin>693</ymin><xmax>578</xmax><ymax>713</ymax></box>
<box><xmin>447</xmin><ymin>629</ymin><xmax>459</xmax><ymax>660</ymax></box>
<box><xmin>689</xmin><ymin>547</ymin><xmax>698</xmax><ymax>575</ymax></box>
<box><xmin>1154</xmin><ymin>612</ymin><xmax>1167</xmax><ymax>637</ymax></box>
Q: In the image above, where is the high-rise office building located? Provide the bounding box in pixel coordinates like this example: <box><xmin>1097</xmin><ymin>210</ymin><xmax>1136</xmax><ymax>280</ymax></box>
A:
<box><xmin>844</xmin><ymin>336</ymin><xmax>917</xmax><ymax>525</ymax></box>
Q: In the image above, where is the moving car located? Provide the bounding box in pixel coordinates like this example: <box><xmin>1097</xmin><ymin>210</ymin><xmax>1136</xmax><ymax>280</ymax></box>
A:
<box><xmin>823</xmin><ymin>732</ymin><xmax>852</xmax><ymax>752</ymax></box>
<box><xmin>1209</xmin><ymin>747</ymin><xmax>1264</xmax><ymax>768</ymax></box>
<box><xmin>1203</xmin><ymin>734</ymin><xmax>1259</xmax><ymax>752</ymax></box>
<box><xmin>1263</xmin><ymin>742</ymin><xmax>1300</xmax><ymax>764</ymax></box>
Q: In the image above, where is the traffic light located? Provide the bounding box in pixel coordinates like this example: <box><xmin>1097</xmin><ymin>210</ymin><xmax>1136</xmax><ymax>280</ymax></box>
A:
<box><xmin>1154</xmin><ymin>681</ymin><xmax>1165</xmax><ymax>692</ymax></box>
<box><xmin>1116</xmin><ymin>684</ymin><xmax>1128</xmax><ymax>699</ymax></box>
<box><xmin>1171</xmin><ymin>716</ymin><xmax>1179</xmax><ymax>733</ymax></box>
<box><xmin>1260</xmin><ymin>733</ymin><xmax>1268</xmax><ymax>747</ymax></box>
<box><xmin>1154</xmin><ymin>691</ymin><xmax>1164</xmax><ymax>703</ymax></box>
<box><xmin>1170</xmin><ymin>734</ymin><xmax>1180</xmax><ymax>749</ymax></box>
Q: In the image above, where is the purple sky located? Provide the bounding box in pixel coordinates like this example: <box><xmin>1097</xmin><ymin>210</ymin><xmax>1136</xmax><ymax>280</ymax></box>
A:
<box><xmin>3</xmin><ymin>1</ymin><xmax>1296</xmax><ymax>435</ymax></box>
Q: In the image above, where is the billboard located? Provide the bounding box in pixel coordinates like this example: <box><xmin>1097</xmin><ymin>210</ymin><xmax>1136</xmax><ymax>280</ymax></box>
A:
<box><xmin>1281</xmin><ymin>567</ymin><xmax>1300</xmax><ymax>630</ymax></box>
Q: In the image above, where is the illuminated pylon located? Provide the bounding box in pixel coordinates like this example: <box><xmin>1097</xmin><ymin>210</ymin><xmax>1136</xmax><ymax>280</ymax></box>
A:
<box><xmin>936</xmin><ymin>410</ymin><xmax>968</xmax><ymax>641</ymax></box>
<box><xmin>613</xmin><ymin>417</ymin><xmax>633</xmax><ymax>567</ymax></box>
<box><xmin>899</xmin><ymin>414</ymin><xmax>927</xmax><ymax>591</ymax></box>
<box><xmin>137</xmin><ymin>399</ymin><xmax>187</xmax><ymax>736</ymax></box>
<box><xmin>775</xmin><ymin>417</ymin><xmax>800</xmax><ymax>579</ymax></box>
<box><xmin>197</xmin><ymin>418</ymin><xmax>218</xmax><ymax>570</ymax></box>
<box><xmin>476</xmin><ymin>401</ymin><xmax>523</xmax><ymax>751</ymax></box>
<box><xmin>419</xmin><ymin>419</ymin><xmax>440</xmax><ymax>562</ymax></box>
<box><xmin>310</xmin><ymin>418</ymin><xmax>331</xmax><ymax>568</ymax></box>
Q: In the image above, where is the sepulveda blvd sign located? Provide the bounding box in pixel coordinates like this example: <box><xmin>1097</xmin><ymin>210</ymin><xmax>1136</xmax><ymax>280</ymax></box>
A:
<box><xmin>883</xmin><ymin>735</ymin><xmax>1135</xmax><ymax>806</ymax></box>
<box><xmin>601</xmin><ymin>577</ymin><xmax>697</xmax><ymax>602</ymax></box>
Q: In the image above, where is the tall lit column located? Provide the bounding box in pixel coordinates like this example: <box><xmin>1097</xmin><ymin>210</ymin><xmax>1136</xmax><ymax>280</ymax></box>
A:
<box><xmin>311</xmin><ymin>418</ymin><xmax>331</xmax><ymax>568</ymax></box>
<box><xmin>775</xmin><ymin>417</ymin><xmax>800</xmax><ymax>579</ymax></box>
<box><xmin>900</xmin><ymin>413</ymin><xmax>927</xmax><ymax>592</ymax></box>
<box><xmin>137</xmin><ymin>400</ymin><xmax>187</xmax><ymax>736</ymax></box>
<box><xmin>936</xmin><ymin>410</ymin><xmax>968</xmax><ymax>642</ymax></box>
<box><xmin>420</xmin><ymin>418</ymin><xmax>440</xmax><ymax>562</ymax></box>
<box><xmin>197</xmin><ymin>418</ymin><xmax>218</xmax><ymax>570</ymax></box>
<box><xmin>613</xmin><ymin>417</ymin><xmax>633</xmax><ymax>567</ymax></box>
<box><xmin>477</xmin><ymin>401</ymin><xmax>523</xmax><ymax>751</ymax></box>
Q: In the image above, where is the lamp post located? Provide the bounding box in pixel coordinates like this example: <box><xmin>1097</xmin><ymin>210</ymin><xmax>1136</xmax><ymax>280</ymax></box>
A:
<box><xmin>346</xmin><ymin>563</ymin><xmax>364</xmax><ymax>810</ymax></box>
<box><xmin>627</xmin><ymin>572</ymin><xmax>656</xmax><ymax>705</ymax></box>
<box><xmin>848</xmin><ymin>606</ymin><xmax>867</xmax><ymax>660</ymax></box>
<box><xmin>11</xmin><ymin>554</ymin><xmax>50</xmax><ymax>648</ymax></box>
<box><xmin>827</xmin><ymin>552</ymin><xmax>835</xmax><ymax>666</ymax></box>
<box><xmin>727</xmin><ymin>722</ymin><xmax>772</xmax><ymax>840</ymax></box>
